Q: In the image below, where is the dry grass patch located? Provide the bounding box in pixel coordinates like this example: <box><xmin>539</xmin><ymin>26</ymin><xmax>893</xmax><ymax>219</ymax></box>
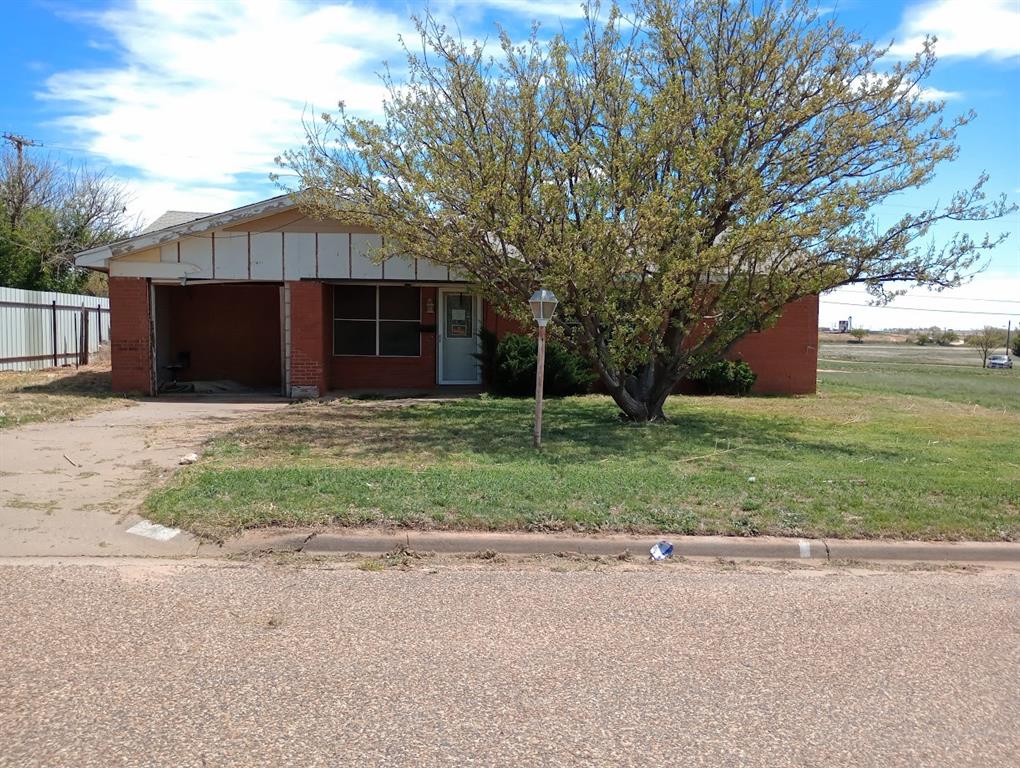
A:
<box><xmin>0</xmin><ymin>363</ymin><xmax>133</xmax><ymax>429</ymax></box>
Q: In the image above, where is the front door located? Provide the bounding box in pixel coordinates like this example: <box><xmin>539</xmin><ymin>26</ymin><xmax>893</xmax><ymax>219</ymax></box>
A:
<box><xmin>439</xmin><ymin>291</ymin><xmax>480</xmax><ymax>384</ymax></box>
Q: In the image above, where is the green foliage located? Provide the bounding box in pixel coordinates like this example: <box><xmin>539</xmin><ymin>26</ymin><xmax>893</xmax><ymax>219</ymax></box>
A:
<box><xmin>914</xmin><ymin>326</ymin><xmax>959</xmax><ymax>346</ymax></box>
<box><xmin>936</xmin><ymin>329</ymin><xmax>959</xmax><ymax>346</ymax></box>
<box><xmin>0</xmin><ymin>150</ymin><xmax>131</xmax><ymax>294</ymax></box>
<box><xmin>1013</xmin><ymin>336</ymin><xmax>1020</xmax><ymax>357</ymax></box>
<box><xmin>483</xmin><ymin>332</ymin><xmax>595</xmax><ymax>397</ymax></box>
<box><xmin>849</xmin><ymin>328</ymin><xmax>868</xmax><ymax>343</ymax></box>
<box><xmin>284</xmin><ymin>0</ymin><xmax>1014</xmax><ymax>421</ymax></box>
<box><xmin>690</xmin><ymin>360</ymin><xmax>757</xmax><ymax>396</ymax></box>
<box><xmin>967</xmin><ymin>326</ymin><xmax>1008</xmax><ymax>367</ymax></box>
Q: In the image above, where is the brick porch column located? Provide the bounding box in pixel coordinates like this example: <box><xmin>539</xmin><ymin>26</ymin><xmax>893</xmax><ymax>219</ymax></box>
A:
<box><xmin>108</xmin><ymin>276</ymin><xmax>154</xmax><ymax>395</ymax></box>
<box><xmin>288</xmin><ymin>281</ymin><xmax>329</xmax><ymax>397</ymax></box>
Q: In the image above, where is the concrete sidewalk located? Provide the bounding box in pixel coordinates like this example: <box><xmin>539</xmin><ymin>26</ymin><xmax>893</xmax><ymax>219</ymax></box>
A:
<box><xmin>222</xmin><ymin>527</ymin><xmax>1020</xmax><ymax>566</ymax></box>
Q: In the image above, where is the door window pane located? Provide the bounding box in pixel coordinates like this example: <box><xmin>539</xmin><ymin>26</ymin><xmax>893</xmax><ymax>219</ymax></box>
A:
<box><xmin>380</xmin><ymin>321</ymin><xmax>421</xmax><ymax>356</ymax></box>
<box><xmin>379</xmin><ymin>286</ymin><xmax>420</xmax><ymax>320</ymax></box>
<box><xmin>446</xmin><ymin>294</ymin><xmax>473</xmax><ymax>338</ymax></box>
<box><xmin>334</xmin><ymin>319</ymin><xmax>376</xmax><ymax>355</ymax></box>
<box><xmin>334</xmin><ymin>285</ymin><xmax>376</xmax><ymax>320</ymax></box>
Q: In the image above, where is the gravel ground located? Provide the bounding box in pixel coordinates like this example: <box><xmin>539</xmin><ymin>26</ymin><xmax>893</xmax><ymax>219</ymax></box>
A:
<box><xmin>0</xmin><ymin>558</ymin><xmax>1017</xmax><ymax>767</ymax></box>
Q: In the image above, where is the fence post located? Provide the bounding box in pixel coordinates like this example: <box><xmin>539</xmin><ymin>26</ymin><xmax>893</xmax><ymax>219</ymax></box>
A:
<box><xmin>51</xmin><ymin>300</ymin><xmax>58</xmax><ymax>367</ymax></box>
<box><xmin>81</xmin><ymin>307</ymin><xmax>90</xmax><ymax>366</ymax></box>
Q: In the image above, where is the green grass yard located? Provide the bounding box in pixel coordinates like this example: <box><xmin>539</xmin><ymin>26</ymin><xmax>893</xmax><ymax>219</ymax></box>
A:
<box><xmin>146</xmin><ymin>360</ymin><xmax>1020</xmax><ymax>541</ymax></box>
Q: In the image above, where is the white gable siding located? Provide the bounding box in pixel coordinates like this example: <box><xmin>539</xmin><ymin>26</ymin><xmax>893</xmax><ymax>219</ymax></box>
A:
<box><xmin>251</xmin><ymin>233</ymin><xmax>284</xmax><ymax>280</ymax></box>
<box><xmin>317</xmin><ymin>233</ymin><xmax>350</xmax><ymax>279</ymax></box>
<box><xmin>179</xmin><ymin>237</ymin><xmax>212</xmax><ymax>278</ymax></box>
<box><xmin>351</xmin><ymin>234</ymin><xmax>383</xmax><ymax>279</ymax></box>
<box><xmin>283</xmin><ymin>233</ymin><xmax>317</xmax><ymax>280</ymax></box>
<box><xmin>214</xmin><ymin>231</ymin><xmax>248</xmax><ymax>279</ymax></box>
<box><xmin>417</xmin><ymin>259</ymin><xmax>450</xmax><ymax>281</ymax></box>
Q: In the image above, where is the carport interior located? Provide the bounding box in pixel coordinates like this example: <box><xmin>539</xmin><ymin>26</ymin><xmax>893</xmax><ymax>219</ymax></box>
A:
<box><xmin>153</xmin><ymin>283</ymin><xmax>282</xmax><ymax>393</ymax></box>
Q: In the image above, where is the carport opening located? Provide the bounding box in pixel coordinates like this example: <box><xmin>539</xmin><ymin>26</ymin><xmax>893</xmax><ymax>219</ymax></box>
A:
<box><xmin>153</xmin><ymin>283</ymin><xmax>282</xmax><ymax>394</ymax></box>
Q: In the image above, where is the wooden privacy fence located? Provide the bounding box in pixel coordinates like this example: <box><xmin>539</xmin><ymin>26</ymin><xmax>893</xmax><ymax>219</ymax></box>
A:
<box><xmin>0</xmin><ymin>286</ymin><xmax>111</xmax><ymax>371</ymax></box>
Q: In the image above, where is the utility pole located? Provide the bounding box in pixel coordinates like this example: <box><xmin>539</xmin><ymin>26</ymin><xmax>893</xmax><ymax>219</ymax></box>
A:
<box><xmin>2</xmin><ymin>133</ymin><xmax>42</xmax><ymax>229</ymax></box>
<box><xmin>1007</xmin><ymin>320</ymin><xmax>1012</xmax><ymax>358</ymax></box>
<box><xmin>2</xmin><ymin>132</ymin><xmax>41</xmax><ymax>167</ymax></box>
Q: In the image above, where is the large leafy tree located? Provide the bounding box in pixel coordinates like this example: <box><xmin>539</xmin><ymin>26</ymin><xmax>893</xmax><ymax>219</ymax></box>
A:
<box><xmin>282</xmin><ymin>0</ymin><xmax>1013</xmax><ymax>421</ymax></box>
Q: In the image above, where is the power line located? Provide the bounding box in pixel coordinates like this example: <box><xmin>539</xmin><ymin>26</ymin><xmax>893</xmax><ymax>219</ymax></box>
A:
<box><xmin>823</xmin><ymin>300</ymin><xmax>1020</xmax><ymax>317</ymax></box>
<box><xmin>829</xmin><ymin>288</ymin><xmax>1020</xmax><ymax>305</ymax></box>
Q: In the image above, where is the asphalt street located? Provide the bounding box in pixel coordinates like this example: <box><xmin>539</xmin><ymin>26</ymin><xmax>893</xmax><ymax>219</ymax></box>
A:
<box><xmin>1</xmin><ymin>557</ymin><xmax>1017</xmax><ymax>767</ymax></box>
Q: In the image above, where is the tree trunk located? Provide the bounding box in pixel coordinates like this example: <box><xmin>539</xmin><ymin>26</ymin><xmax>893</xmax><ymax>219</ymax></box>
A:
<box><xmin>598</xmin><ymin>363</ymin><xmax>681</xmax><ymax>423</ymax></box>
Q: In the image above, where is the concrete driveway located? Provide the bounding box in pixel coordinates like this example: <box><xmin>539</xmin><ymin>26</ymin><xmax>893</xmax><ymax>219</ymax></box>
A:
<box><xmin>0</xmin><ymin>398</ymin><xmax>288</xmax><ymax>556</ymax></box>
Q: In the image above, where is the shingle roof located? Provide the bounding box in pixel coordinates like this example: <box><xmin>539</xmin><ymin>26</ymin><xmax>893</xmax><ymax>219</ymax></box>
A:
<box><xmin>140</xmin><ymin>211</ymin><xmax>213</xmax><ymax>234</ymax></box>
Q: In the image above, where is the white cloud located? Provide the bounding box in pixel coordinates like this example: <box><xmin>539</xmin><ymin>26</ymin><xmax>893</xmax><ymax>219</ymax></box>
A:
<box><xmin>914</xmin><ymin>85</ymin><xmax>961</xmax><ymax>102</ymax></box>
<box><xmin>40</xmin><ymin>1</ymin><xmax>416</xmax><ymax>221</ymax></box>
<box><xmin>820</xmin><ymin>272</ymin><xmax>1020</xmax><ymax>331</ymax></box>
<box><xmin>122</xmin><ymin>179</ymin><xmax>251</xmax><ymax>230</ymax></box>
<box><xmin>888</xmin><ymin>0</ymin><xmax>1020</xmax><ymax>60</ymax></box>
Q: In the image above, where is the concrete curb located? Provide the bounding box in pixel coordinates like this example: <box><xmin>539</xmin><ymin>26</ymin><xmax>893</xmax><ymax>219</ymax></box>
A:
<box><xmin>224</xmin><ymin>529</ymin><xmax>1020</xmax><ymax>565</ymax></box>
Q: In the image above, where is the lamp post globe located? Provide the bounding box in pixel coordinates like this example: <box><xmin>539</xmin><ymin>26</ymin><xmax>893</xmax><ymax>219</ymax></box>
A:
<box><xmin>529</xmin><ymin>289</ymin><xmax>558</xmax><ymax>327</ymax></box>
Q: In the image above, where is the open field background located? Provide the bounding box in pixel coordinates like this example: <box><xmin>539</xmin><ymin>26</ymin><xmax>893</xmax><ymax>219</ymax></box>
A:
<box><xmin>147</xmin><ymin>354</ymin><xmax>1020</xmax><ymax>542</ymax></box>
<box><xmin>818</xmin><ymin>342</ymin><xmax>1018</xmax><ymax>411</ymax></box>
<box><xmin>819</xmin><ymin>340</ymin><xmax>1003</xmax><ymax>367</ymax></box>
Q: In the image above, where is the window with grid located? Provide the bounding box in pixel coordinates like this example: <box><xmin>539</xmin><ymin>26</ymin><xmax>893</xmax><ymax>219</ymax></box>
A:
<box><xmin>333</xmin><ymin>285</ymin><xmax>421</xmax><ymax>356</ymax></box>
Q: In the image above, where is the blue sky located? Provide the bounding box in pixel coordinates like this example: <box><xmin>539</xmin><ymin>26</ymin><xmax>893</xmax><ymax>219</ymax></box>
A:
<box><xmin>1</xmin><ymin>0</ymin><xmax>1018</xmax><ymax>329</ymax></box>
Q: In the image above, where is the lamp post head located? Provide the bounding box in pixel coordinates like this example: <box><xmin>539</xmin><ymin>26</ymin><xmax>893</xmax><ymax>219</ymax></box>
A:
<box><xmin>529</xmin><ymin>288</ymin><xmax>558</xmax><ymax>327</ymax></box>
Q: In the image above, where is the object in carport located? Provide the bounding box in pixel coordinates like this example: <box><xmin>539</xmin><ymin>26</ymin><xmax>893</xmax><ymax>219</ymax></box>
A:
<box><xmin>178</xmin><ymin>453</ymin><xmax>199</xmax><ymax>465</ymax></box>
<box><xmin>650</xmin><ymin>541</ymin><xmax>674</xmax><ymax>561</ymax></box>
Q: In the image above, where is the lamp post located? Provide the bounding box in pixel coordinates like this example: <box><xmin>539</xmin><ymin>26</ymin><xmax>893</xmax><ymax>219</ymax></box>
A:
<box><xmin>529</xmin><ymin>288</ymin><xmax>559</xmax><ymax>448</ymax></box>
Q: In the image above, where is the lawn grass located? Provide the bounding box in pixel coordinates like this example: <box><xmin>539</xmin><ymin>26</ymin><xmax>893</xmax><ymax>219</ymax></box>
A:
<box><xmin>146</xmin><ymin>366</ymin><xmax>1020</xmax><ymax>541</ymax></box>
<box><xmin>817</xmin><ymin>358</ymin><xmax>1019</xmax><ymax>411</ymax></box>
<box><xmin>0</xmin><ymin>364</ymin><xmax>133</xmax><ymax>429</ymax></box>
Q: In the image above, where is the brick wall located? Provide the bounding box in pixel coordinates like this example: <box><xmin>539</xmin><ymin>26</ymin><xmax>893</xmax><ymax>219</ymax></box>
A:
<box><xmin>729</xmin><ymin>295</ymin><xmax>819</xmax><ymax>394</ymax></box>
<box><xmin>483</xmin><ymin>300</ymin><xmax>526</xmax><ymax>338</ymax></box>
<box><xmin>282</xmin><ymin>286</ymin><xmax>817</xmax><ymax>396</ymax></box>
<box><xmin>160</xmin><ymin>284</ymin><xmax>281</xmax><ymax>388</ymax></box>
<box><xmin>483</xmin><ymin>293</ymin><xmax>819</xmax><ymax>396</ymax></box>
<box><xmin>289</xmin><ymin>281</ymin><xmax>330</xmax><ymax>396</ymax></box>
<box><xmin>109</xmin><ymin>276</ymin><xmax>153</xmax><ymax>395</ymax></box>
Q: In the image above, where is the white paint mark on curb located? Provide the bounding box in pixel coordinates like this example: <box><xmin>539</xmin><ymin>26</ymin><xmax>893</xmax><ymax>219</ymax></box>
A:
<box><xmin>126</xmin><ymin>521</ymin><xmax>181</xmax><ymax>542</ymax></box>
<box><xmin>799</xmin><ymin>540</ymin><xmax>811</xmax><ymax>558</ymax></box>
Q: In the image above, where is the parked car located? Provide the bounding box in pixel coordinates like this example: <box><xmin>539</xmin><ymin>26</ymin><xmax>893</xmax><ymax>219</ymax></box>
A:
<box><xmin>987</xmin><ymin>355</ymin><xmax>1013</xmax><ymax>369</ymax></box>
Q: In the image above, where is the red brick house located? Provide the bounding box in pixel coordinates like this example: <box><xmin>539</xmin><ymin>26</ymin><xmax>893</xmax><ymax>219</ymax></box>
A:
<box><xmin>75</xmin><ymin>195</ymin><xmax>818</xmax><ymax>397</ymax></box>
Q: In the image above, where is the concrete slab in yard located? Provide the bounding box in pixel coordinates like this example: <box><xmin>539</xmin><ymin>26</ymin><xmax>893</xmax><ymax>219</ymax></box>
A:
<box><xmin>0</xmin><ymin>397</ymin><xmax>288</xmax><ymax>557</ymax></box>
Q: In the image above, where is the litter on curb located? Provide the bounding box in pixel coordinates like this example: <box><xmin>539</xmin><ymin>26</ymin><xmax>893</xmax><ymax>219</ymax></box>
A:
<box><xmin>650</xmin><ymin>541</ymin><xmax>674</xmax><ymax>561</ymax></box>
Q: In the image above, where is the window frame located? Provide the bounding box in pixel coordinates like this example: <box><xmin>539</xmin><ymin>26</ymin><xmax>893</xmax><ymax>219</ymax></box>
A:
<box><xmin>332</xmin><ymin>284</ymin><xmax>421</xmax><ymax>358</ymax></box>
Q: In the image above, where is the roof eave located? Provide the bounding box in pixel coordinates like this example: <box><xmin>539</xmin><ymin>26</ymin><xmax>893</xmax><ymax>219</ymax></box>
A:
<box><xmin>73</xmin><ymin>193</ymin><xmax>299</xmax><ymax>268</ymax></box>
